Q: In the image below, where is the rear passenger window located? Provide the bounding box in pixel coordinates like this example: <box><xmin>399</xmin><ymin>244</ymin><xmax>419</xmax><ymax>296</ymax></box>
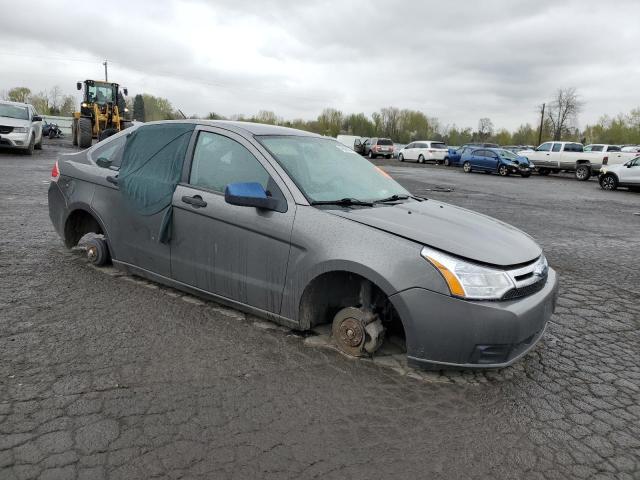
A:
<box><xmin>189</xmin><ymin>131</ymin><xmax>270</xmax><ymax>193</ymax></box>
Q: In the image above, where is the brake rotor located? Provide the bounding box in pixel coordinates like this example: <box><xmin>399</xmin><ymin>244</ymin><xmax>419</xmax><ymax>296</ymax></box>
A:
<box><xmin>332</xmin><ymin>308</ymin><xmax>366</xmax><ymax>357</ymax></box>
<box><xmin>332</xmin><ymin>307</ymin><xmax>385</xmax><ymax>357</ymax></box>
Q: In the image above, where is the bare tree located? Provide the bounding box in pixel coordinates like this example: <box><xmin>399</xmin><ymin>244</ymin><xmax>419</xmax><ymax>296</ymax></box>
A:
<box><xmin>477</xmin><ymin>117</ymin><xmax>494</xmax><ymax>141</ymax></box>
<box><xmin>546</xmin><ymin>87</ymin><xmax>582</xmax><ymax>140</ymax></box>
<box><xmin>48</xmin><ymin>86</ymin><xmax>63</xmax><ymax>112</ymax></box>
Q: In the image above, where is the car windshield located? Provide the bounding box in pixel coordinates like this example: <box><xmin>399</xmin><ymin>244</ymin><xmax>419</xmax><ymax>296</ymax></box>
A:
<box><xmin>377</xmin><ymin>139</ymin><xmax>393</xmax><ymax>146</ymax></box>
<box><xmin>259</xmin><ymin>136</ymin><xmax>409</xmax><ymax>203</ymax></box>
<box><xmin>431</xmin><ymin>142</ymin><xmax>447</xmax><ymax>149</ymax></box>
<box><xmin>0</xmin><ymin>104</ymin><xmax>29</xmax><ymax>120</ymax></box>
<box><xmin>498</xmin><ymin>149</ymin><xmax>518</xmax><ymax>159</ymax></box>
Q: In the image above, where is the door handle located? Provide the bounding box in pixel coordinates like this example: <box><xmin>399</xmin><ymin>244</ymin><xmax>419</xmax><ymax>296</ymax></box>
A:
<box><xmin>106</xmin><ymin>175</ymin><xmax>119</xmax><ymax>185</ymax></box>
<box><xmin>181</xmin><ymin>195</ymin><xmax>207</xmax><ymax>208</ymax></box>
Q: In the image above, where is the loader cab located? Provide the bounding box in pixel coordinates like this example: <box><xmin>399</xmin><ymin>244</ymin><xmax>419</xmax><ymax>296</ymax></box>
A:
<box><xmin>77</xmin><ymin>80</ymin><xmax>118</xmax><ymax>106</ymax></box>
<box><xmin>77</xmin><ymin>80</ymin><xmax>128</xmax><ymax>107</ymax></box>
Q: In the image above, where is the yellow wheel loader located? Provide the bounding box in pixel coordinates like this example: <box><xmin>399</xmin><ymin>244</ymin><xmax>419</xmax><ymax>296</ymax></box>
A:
<box><xmin>72</xmin><ymin>80</ymin><xmax>132</xmax><ymax>148</ymax></box>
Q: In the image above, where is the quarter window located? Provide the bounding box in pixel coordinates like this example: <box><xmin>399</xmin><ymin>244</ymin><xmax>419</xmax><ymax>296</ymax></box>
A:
<box><xmin>189</xmin><ymin>131</ymin><xmax>270</xmax><ymax>194</ymax></box>
<box><xmin>92</xmin><ymin>135</ymin><xmax>127</xmax><ymax>168</ymax></box>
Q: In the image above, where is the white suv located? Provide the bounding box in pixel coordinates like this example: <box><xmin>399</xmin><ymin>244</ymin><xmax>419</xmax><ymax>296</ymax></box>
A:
<box><xmin>599</xmin><ymin>157</ymin><xmax>640</xmax><ymax>191</ymax></box>
<box><xmin>0</xmin><ymin>101</ymin><xmax>44</xmax><ymax>155</ymax></box>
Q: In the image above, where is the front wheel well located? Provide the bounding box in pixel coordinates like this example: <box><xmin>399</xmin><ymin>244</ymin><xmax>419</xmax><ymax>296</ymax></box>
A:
<box><xmin>298</xmin><ymin>271</ymin><xmax>406</xmax><ymax>340</ymax></box>
<box><xmin>63</xmin><ymin>209</ymin><xmax>104</xmax><ymax>248</ymax></box>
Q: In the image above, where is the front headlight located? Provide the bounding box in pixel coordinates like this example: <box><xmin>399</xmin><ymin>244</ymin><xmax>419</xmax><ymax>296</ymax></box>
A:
<box><xmin>13</xmin><ymin>127</ymin><xmax>27</xmax><ymax>133</ymax></box>
<box><xmin>421</xmin><ymin>246</ymin><xmax>515</xmax><ymax>300</ymax></box>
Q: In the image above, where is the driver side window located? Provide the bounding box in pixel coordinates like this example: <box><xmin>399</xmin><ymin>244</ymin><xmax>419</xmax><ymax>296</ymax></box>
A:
<box><xmin>537</xmin><ymin>142</ymin><xmax>552</xmax><ymax>152</ymax></box>
<box><xmin>189</xmin><ymin>131</ymin><xmax>270</xmax><ymax>194</ymax></box>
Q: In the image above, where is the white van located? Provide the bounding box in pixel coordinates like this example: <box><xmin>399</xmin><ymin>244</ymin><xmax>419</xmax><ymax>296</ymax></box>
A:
<box><xmin>336</xmin><ymin>135</ymin><xmax>363</xmax><ymax>152</ymax></box>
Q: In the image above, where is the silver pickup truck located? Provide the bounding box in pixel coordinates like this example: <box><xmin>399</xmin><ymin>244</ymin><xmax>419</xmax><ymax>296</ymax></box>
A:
<box><xmin>519</xmin><ymin>141</ymin><xmax>608</xmax><ymax>181</ymax></box>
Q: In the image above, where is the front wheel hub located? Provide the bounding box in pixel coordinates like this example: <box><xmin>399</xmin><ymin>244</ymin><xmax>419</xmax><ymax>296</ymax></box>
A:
<box><xmin>332</xmin><ymin>307</ymin><xmax>385</xmax><ymax>357</ymax></box>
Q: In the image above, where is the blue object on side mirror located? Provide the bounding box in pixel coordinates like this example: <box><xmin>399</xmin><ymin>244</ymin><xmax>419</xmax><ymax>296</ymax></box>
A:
<box><xmin>224</xmin><ymin>182</ymin><xmax>278</xmax><ymax>210</ymax></box>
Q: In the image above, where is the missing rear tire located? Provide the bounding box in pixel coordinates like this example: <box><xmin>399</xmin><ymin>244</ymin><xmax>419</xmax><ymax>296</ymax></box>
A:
<box><xmin>85</xmin><ymin>237</ymin><xmax>110</xmax><ymax>266</ymax></box>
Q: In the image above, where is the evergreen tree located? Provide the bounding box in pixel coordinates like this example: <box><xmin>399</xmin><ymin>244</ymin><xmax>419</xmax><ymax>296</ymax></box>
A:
<box><xmin>133</xmin><ymin>94</ymin><xmax>145</xmax><ymax>122</ymax></box>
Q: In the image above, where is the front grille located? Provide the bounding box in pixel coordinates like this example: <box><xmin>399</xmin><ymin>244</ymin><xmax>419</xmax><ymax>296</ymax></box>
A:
<box><xmin>0</xmin><ymin>125</ymin><xmax>14</xmax><ymax>134</ymax></box>
<box><xmin>502</xmin><ymin>275</ymin><xmax>547</xmax><ymax>300</ymax></box>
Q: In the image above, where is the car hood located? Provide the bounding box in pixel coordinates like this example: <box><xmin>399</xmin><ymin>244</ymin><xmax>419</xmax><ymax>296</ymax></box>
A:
<box><xmin>0</xmin><ymin>116</ymin><xmax>30</xmax><ymax>127</ymax></box>
<box><xmin>328</xmin><ymin>200</ymin><xmax>542</xmax><ymax>267</ymax></box>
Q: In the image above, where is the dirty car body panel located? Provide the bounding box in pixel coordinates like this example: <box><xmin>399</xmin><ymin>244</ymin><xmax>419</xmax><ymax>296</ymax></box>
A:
<box><xmin>48</xmin><ymin>120</ymin><xmax>558</xmax><ymax>369</ymax></box>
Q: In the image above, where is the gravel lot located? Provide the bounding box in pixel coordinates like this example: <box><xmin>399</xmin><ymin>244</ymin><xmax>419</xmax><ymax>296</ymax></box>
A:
<box><xmin>1</xmin><ymin>139</ymin><xmax>639</xmax><ymax>479</ymax></box>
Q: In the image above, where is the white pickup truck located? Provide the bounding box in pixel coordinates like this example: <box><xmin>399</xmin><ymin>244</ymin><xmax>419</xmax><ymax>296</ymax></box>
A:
<box><xmin>520</xmin><ymin>141</ymin><xmax>610</xmax><ymax>181</ymax></box>
<box><xmin>584</xmin><ymin>144</ymin><xmax>638</xmax><ymax>167</ymax></box>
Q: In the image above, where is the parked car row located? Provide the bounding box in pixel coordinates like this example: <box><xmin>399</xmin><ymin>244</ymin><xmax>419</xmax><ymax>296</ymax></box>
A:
<box><xmin>336</xmin><ymin>134</ymin><xmax>639</xmax><ymax>190</ymax></box>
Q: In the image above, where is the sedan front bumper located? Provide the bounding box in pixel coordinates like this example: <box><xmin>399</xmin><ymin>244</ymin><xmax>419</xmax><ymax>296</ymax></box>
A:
<box><xmin>390</xmin><ymin>268</ymin><xmax>558</xmax><ymax>369</ymax></box>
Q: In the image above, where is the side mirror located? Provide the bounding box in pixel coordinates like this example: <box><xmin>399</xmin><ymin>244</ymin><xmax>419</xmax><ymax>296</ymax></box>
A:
<box><xmin>76</xmin><ymin>82</ymin><xmax>82</xmax><ymax>91</ymax></box>
<box><xmin>224</xmin><ymin>182</ymin><xmax>278</xmax><ymax>210</ymax></box>
<box><xmin>123</xmin><ymin>87</ymin><xmax>128</xmax><ymax>96</ymax></box>
<box><xmin>32</xmin><ymin>115</ymin><xmax>43</xmax><ymax>122</ymax></box>
<box><xmin>96</xmin><ymin>157</ymin><xmax>112</xmax><ymax>168</ymax></box>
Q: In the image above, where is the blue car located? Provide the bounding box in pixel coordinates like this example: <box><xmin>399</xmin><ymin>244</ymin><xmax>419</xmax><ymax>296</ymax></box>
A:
<box><xmin>460</xmin><ymin>148</ymin><xmax>532</xmax><ymax>177</ymax></box>
<box><xmin>444</xmin><ymin>146</ymin><xmax>475</xmax><ymax>166</ymax></box>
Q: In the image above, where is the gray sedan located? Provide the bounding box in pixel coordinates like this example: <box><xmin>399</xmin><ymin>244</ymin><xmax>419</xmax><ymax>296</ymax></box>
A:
<box><xmin>48</xmin><ymin>120</ymin><xmax>558</xmax><ymax>369</ymax></box>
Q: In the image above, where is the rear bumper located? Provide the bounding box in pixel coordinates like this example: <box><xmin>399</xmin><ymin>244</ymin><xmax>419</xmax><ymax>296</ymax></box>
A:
<box><xmin>48</xmin><ymin>181</ymin><xmax>68</xmax><ymax>241</ymax></box>
<box><xmin>390</xmin><ymin>268</ymin><xmax>559</xmax><ymax>369</ymax></box>
<box><xmin>427</xmin><ymin>151</ymin><xmax>447</xmax><ymax>161</ymax></box>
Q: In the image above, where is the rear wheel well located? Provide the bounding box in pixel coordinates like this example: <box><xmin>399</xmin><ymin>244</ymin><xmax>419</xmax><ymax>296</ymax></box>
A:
<box><xmin>63</xmin><ymin>210</ymin><xmax>104</xmax><ymax>248</ymax></box>
<box><xmin>299</xmin><ymin>271</ymin><xmax>406</xmax><ymax>340</ymax></box>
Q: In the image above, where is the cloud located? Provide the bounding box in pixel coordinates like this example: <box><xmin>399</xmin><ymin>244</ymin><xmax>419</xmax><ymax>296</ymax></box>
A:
<box><xmin>1</xmin><ymin>0</ymin><xmax>639</xmax><ymax>129</ymax></box>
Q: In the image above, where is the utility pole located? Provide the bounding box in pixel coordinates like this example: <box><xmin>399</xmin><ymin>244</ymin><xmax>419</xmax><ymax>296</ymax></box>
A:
<box><xmin>537</xmin><ymin>103</ymin><xmax>545</xmax><ymax>146</ymax></box>
<box><xmin>103</xmin><ymin>60</ymin><xmax>108</xmax><ymax>82</ymax></box>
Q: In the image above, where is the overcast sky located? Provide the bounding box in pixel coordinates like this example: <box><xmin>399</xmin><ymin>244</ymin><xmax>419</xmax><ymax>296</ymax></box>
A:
<box><xmin>1</xmin><ymin>0</ymin><xmax>639</xmax><ymax>130</ymax></box>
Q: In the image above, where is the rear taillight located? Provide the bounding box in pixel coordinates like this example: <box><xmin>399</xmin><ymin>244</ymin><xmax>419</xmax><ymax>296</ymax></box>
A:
<box><xmin>51</xmin><ymin>160</ymin><xmax>60</xmax><ymax>181</ymax></box>
<box><xmin>428</xmin><ymin>149</ymin><xmax>435</xmax><ymax>153</ymax></box>
<box><xmin>603</xmin><ymin>156</ymin><xmax>608</xmax><ymax>165</ymax></box>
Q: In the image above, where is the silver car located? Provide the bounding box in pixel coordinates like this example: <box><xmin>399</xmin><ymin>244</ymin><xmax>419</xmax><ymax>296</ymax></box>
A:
<box><xmin>0</xmin><ymin>101</ymin><xmax>44</xmax><ymax>154</ymax></box>
<box><xmin>48</xmin><ymin>120</ymin><xmax>558</xmax><ymax>369</ymax></box>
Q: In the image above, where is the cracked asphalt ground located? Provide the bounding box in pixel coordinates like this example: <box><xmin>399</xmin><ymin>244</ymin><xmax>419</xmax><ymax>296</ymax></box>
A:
<box><xmin>1</xmin><ymin>140</ymin><xmax>639</xmax><ymax>480</ymax></box>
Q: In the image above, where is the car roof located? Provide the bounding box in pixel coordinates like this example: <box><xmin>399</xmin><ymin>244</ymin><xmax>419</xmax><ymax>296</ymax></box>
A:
<box><xmin>0</xmin><ymin>100</ymin><xmax>30</xmax><ymax>107</ymax></box>
<box><xmin>141</xmin><ymin>119</ymin><xmax>323</xmax><ymax>137</ymax></box>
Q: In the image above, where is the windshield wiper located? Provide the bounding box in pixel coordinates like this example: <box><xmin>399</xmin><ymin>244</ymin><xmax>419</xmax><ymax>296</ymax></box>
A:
<box><xmin>310</xmin><ymin>197</ymin><xmax>374</xmax><ymax>207</ymax></box>
<box><xmin>372</xmin><ymin>194</ymin><xmax>410</xmax><ymax>204</ymax></box>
